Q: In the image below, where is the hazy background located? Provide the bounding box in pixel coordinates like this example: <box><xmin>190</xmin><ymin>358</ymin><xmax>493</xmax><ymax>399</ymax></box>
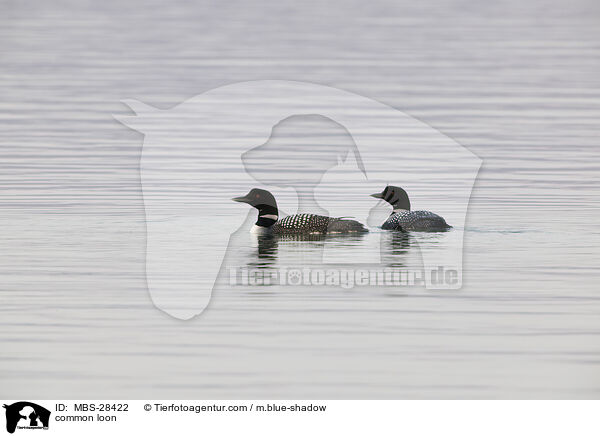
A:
<box><xmin>1</xmin><ymin>0</ymin><xmax>600</xmax><ymax>398</ymax></box>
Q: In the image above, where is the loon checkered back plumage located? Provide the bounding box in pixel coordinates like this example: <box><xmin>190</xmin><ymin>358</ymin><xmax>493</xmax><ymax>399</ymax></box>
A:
<box><xmin>233</xmin><ymin>188</ymin><xmax>368</xmax><ymax>235</ymax></box>
<box><xmin>371</xmin><ymin>186</ymin><xmax>451</xmax><ymax>232</ymax></box>
<box><xmin>273</xmin><ymin>213</ymin><xmax>366</xmax><ymax>235</ymax></box>
<box><xmin>380</xmin><ymin>209</ymin><xmax>449</xmax><ymax>231</ymax></box>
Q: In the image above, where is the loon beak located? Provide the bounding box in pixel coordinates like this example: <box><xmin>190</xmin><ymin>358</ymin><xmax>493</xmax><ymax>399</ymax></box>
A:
<box><xmin>370</xmin><ymin>192</ymin><xmax>384</xmax><ymax>199</ymax></box>
<box><xmin>232</xmin><ymin>195</ymin><xmax>250</xmax><ymax>203</ymax></box>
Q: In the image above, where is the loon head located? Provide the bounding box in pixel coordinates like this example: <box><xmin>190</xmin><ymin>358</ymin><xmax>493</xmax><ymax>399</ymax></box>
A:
<box><xmin>232</xmin><ymin>188</ymin><xmax>279</xmax><ymax>228</ymax></box>
<box><xmin>371</xmin><ymin>186</ymin><xmax>410</xmax><ymax>211</ymax></box>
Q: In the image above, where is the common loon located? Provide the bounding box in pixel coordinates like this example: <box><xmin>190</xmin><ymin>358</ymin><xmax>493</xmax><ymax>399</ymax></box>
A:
<box><xmin>371</xmin><ymin>186</ymin><xmax>451</xmax><ymax>231</ymax></box>
<box><xmin>233</xmin><ymin>188</ymin><xmax>368</xmax><ymax>235</ymax></box>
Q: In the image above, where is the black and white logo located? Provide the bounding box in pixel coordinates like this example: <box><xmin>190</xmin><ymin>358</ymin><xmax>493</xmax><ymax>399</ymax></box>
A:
<box><xmin>3</xmin><ymin>402</ymin><xmax>50</xmax><ymax>434</ymax></box>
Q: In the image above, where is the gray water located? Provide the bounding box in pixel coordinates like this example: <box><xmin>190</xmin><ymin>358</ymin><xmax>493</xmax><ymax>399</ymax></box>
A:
<box><xmin>1</xmin><ymin>0</ymin><xmax>600</xmax><ymax>398</ymax></box>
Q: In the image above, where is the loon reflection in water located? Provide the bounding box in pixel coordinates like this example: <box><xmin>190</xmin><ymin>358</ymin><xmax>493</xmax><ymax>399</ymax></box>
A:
<box><xmin>238</xmin><ymin>230</ymin><xmax>451</xmax><ymax>285</ymax></box>
<box><xmin>247</xmin><ymin>231</ymin><xmax>369</xmax><ymax>268</ymax></box>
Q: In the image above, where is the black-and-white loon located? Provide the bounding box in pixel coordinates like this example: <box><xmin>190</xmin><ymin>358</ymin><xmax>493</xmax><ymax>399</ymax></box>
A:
<box><xmin>233</xmin><ymin>188</ymin><xmax>368</xmax><ymax>235</ymax></box>
<box><xmin>371</xmin><ymin>186</ymin><xmax>451</xmax><ymax>231</ymax></box>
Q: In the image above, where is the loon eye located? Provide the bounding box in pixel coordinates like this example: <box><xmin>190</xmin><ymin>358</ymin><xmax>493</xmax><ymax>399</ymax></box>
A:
<box><xmin>255</xmin><ymin>194</ymin><xmax>259</xmax><ymax>198</ymax></box>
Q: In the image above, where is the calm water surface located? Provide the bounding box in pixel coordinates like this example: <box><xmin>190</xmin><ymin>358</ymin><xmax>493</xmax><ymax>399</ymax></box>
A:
<box><xmin>1</xmin><ymin>0</ymin><xmax>600</xmax><ymax>398</ymax></box>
